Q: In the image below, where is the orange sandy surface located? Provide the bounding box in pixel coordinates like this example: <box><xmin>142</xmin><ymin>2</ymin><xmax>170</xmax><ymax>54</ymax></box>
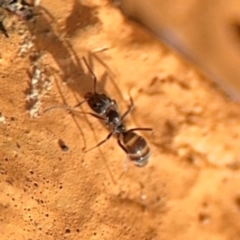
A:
<box><xmin>0</xmin><ymin>1</ymin><xmax>240</xmax><ymax>239</ymax></box>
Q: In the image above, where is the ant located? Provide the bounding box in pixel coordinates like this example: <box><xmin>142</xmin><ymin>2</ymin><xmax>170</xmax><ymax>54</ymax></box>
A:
<box><xmin>45</xmin><ymin>57</ymin><xmax>152</xmax><ymax>167</ymax></box>
<box><xmin>73</xmin><ymin>57</ymin><xmax>153</xmax><ymax>167</ymax></box>
<box><xmin>0</xmin><ymin>0</ymin><xmax>34</xmax><ymax>37</ymax></box>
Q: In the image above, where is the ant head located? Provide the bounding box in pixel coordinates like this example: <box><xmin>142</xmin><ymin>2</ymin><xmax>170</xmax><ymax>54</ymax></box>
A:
<box><xmin>85</xmin><ymin>92</ymin><xmax>113</xmax><ymax>115</ymax></box>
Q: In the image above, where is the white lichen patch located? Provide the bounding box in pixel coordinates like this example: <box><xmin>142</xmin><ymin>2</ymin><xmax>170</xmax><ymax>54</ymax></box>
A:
<box><xmin>18</xmin><ymin>37</ymin><xmax>34</xmax><ymax>56</ymax></box>
<box><xmin>34</xmin><ymin>0</ymin><xmax>41</xmax><ymax>6</ymax></box>
<box><xmin>26</xmin><ymin>64</ymin><xmax>53</xmax><ymax>118</ymax></box>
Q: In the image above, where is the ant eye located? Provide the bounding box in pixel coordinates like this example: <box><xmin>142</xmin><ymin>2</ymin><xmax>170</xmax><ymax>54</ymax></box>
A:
<box><xmin>93</xmin><ymin>103</ymin><xmax>98</xmax><ymax>109</ymax></box>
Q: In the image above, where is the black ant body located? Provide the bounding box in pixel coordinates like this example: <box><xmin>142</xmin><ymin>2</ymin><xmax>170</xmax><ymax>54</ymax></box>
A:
<box><xmin>1</xmin><ymin>0</ymin><xmax>33</xmax><ymax>19</ymax></box>
<box><xmin>73</xmin><ymin>57</ymin><xmax>152</xmax><ymax>167</ymax></box>
<box><xmin>0</xmin><ymin>0</ymin><xmax>34</xmax><ymax>37</ymax></box>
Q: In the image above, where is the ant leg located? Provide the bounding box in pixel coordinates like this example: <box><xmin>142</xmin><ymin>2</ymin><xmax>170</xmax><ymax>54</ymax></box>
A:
<box><xmin>117</xmin><ymin>138</ymin><xmax>128</xmax><ymax>153</ymax></box>
<box><xmin>43</xmin><ymin>105</ymin><xmax>71</xmax><ymax>113</ymax></box>
<box><xmin>121</xmin><ymin>97</ymin><xmax>134</xmax><ymax>121</ymax></box>
<box><xmin>73</xmin><ymin>99</ymin><xmax>87</xmax><ymax>108</ymax></box>
<box><xmin>82</xmin><ymin>57</ymin><xmax>97</xmax><ymax>93</ymax></box>
<box><xmin>0</xmin><ymin>21</ymin><xmax>8</xmax><ymax>38</ymax></box>
<box><xmin>112</xmin><ymin>99</ymin><xmax>119</xmax><ymax>112</ymax></box>
<box><xmin>84</xmin><ymin>131</ymin><xmax>114</xmax><ymax>153</ymax></box>
<box><xmin>123</xmin><ymin>155</ymin><xmax>129</xmax><ymax>172</ymax></box>
<box><xmin>71</xmin><ymin>111</ymin><xmax>105</xmax><ymax>120</ymax></box>
<box><xmin>44</xmin><ymin>99</ymin><xmax>87</xmax><ymax>114</ymax></box>
<box><xmin>127</xmin><ymin>127</ymin><xmax>154</xmax><ymax>139</ymax></box>
<box><xmin>44</xmin><ymin>106</ymin><xmax>105</xmax><ymax>121</ymax></box>
<box><xmin>126</xmin><ymin>127</ymin><xmax>153</xmax><ymax>133</ymax></box>
<box><xmin>117</xmin><ymin>138</ymin><xmax>129</xmax><ymax>172</ymax></box>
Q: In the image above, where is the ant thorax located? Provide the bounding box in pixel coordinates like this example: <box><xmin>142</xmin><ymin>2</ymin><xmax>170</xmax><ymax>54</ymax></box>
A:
<box><xmin>105</xmin><ymin>108</ymin><xmax>122</xmax><ymax>128</ymax></box>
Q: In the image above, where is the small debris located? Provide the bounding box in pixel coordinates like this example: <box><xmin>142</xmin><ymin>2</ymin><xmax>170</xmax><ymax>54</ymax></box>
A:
<box><xmin>0</xmin><ymin>112</ymin><xmax>6</xmax><ymax>124</ymax></box>
<box><xmin>58</xmin><ymin>139</ymin><xmax>69</xmax><ymax>152</ymax></box>
<box><xmin>198</xmin><ymin>211</ymin><xmax>211</xmax><ymax>225</ymax></box>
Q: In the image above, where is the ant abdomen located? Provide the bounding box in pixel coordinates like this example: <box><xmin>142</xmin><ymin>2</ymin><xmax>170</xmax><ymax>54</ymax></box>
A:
<box><xmin>122</xmin><ymin>131</ymin><xmax>150</xmax><ymax>167</ymax></box>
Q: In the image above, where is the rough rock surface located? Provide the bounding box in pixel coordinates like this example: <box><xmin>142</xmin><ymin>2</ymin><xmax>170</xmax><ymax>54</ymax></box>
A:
<box><xmin>0</xmin><ymin>1</ymin><xmax>240</xmax><ymax>239</ymax></box>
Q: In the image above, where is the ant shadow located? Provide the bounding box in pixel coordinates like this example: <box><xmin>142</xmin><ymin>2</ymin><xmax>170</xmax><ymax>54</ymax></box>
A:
<box><xmin>23</xmin><ymin>0</ymin><xmax>126</xmax><ymax>183</ymax></box>
<box><xmin>25</xmin><ymin>0</ymin><xmax>123</xmax><ymax>112</ymax></box>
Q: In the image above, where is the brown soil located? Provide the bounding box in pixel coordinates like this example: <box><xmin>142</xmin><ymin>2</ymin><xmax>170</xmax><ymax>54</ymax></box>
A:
<box><xmin>0</xmin><ymin>1</ymin><xmax>240</xmax><ymax>240</ymax></box>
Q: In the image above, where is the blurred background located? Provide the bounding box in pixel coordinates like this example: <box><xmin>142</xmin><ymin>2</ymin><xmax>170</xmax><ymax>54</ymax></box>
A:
<box><xmin>117</xmin><ymin>0</ymin><xmax>240</xmax><ymax>102</ymax></box>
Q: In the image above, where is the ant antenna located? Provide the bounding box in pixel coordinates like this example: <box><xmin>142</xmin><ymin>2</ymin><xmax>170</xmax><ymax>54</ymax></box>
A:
<box><xmin>82</xmin><ymin>57</ymin><xmax>97</xmax><ymax>94</ymax></box>
<box><xmin>73</xmin><ymin>100</ymin><xmax>87</xmax><ymax>108</ymax></box>
<box><xmin>43</xmin><ymin>105</ymin><xmax>74</xmax><ymax>114</ymax></box>
<box><xmin>44</xmin><ymin>103</ymin><xmax>106</xmax><ymax>121</ymax></box>
<box><xmin>43</xmin><ymin>99</ymin><xmax>88</xmax><ymax>114</ymax></box>
<box><xmin>0</xmin><ymin>21</ymin><xmax>9</xmax><ymax>38</ymax></box>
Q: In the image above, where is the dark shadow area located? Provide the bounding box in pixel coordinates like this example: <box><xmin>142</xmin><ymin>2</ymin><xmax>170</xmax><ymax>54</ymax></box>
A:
<box><xmin>65</xmin><ymin>0</ymin><xmax>98</xmax><ymax>36</ymax></box>
<box><xmin>22</xmin><ymin>1</ymin><xmax>103</xmax><ymax>147</ymax></box>
<box><xmin>24</xmin><ymin>0</ymin><xmax>117</xmax><ymax>107</ymax></box>
<box><xmin>22</xmin><ymin>1</ymin><xmax>147</xmax><ymax>178</ymax></box>
<box><xmin>230</xmin><ymin>21</ymin><xmax>240</xmax><ymax>49</ymax></box>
